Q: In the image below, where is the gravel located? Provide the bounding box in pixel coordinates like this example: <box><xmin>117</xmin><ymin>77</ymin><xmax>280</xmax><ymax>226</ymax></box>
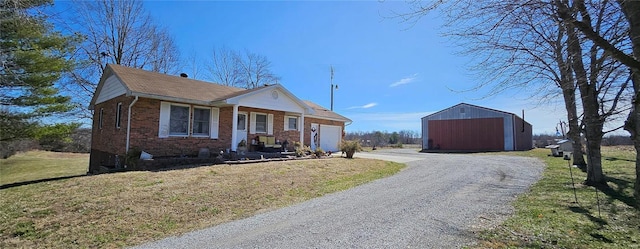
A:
<box><xmin>133</xmin><ymin>149</ymin><xmax>544</xmax><ymax>249</ymax></box>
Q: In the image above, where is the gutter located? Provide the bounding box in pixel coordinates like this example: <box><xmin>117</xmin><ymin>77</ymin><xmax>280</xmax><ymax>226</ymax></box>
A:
<box><xmin>125</xmin><ymin>96</ymin><xmax>139</xmax><ymax>153</ymax></box>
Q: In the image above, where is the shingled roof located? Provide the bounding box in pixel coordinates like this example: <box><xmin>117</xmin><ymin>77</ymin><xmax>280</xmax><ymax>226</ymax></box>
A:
<box><xmin>101</xmin><ymin>64</ymin><xmax>247</xmax><ymax>103</ymax></box>
<box><xmin>304</xmin><ymin>101</ymin><xmax>351</xmax><ymax>122</ymax></box>
<box><xmin>91</xmin><ymin>64</ymin><xmax>350</xmax><ymax>122</ymax></box>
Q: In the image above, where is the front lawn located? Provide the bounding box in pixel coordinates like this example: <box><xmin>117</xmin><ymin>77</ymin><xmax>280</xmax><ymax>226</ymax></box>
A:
<box><xmin>0</xmin><ymin>155</ymin><xmax>404</xmax><ymax>248</ymax></box>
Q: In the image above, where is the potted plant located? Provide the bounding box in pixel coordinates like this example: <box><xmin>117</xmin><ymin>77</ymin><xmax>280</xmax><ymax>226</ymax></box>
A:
<box><xmin>237</xmin><ymin>139</ymin><xmax>247</xmax><ymax>154</ymax></box>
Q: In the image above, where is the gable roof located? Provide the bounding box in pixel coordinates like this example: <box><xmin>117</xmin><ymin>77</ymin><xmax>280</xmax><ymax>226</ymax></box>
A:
<box><xmin>90</xmin><ymin>64</ymin><xmax>348</xmax><ymax>122</ymax></box>
<box><xmin>90</xmin><ymin>64</ymin><xmax>244</xmax><ymax>107</ymax></box>
<box><xmin>423</xmin><ymin>103</ymin><xmax>523</xmax><ymax>120</ymax></box>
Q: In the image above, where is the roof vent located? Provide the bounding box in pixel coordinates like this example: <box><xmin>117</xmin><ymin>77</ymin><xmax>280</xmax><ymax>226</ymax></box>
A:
<box><xmin>179</xmin><ymin>73</ymin><xmax>188</xmax><ymax>78</ymax></box>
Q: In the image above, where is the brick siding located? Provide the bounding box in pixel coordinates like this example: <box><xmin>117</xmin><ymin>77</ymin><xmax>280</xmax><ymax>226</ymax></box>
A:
<box><xmin>89</xmin><ymin>97</ymin><xmax>345</xmax><ymax>173</ymax></box>
<box><xmin>303</xmin><ymin>117</ymin><xmax>346</xmax><ymax>146</ymax></box>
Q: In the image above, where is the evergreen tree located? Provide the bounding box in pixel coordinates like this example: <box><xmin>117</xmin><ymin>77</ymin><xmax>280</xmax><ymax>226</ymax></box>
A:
<box><xmin>0</xmin><ymin>0</ymin><xmax>78</xmax><ymax>142</ymax></box>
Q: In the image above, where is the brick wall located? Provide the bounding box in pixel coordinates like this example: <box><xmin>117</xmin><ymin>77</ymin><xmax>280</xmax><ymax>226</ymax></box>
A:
<box><xmin>128</xmin><ymin>98</ymin><xmax>230</xmax><ymax>157</ymax></box>
<box><xmin>89</xmin><ymin>96</ymin><xmax>346</xmax><ymax>173</ymax></box>
<box><xmin>89</xmin><ymin>95</ymin><xmax>132</xmax><ymax>173</ymax></box>
<box><xmin>238</xmin><ymin>107</ymin><xmax>301</xmax><ymax>148</ymax></box>
<box><xmin>303</xmin><ymin>117</ymin><xmax>346</xmax><ymax>146</ymax></box>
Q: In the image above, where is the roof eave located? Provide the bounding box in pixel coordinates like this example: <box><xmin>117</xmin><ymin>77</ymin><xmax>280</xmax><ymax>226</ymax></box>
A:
<box><xmin>306</xmin><ymin>114</ymin><xmax>351</xmax><ymax>123</ymax></box>
<box><xmin>133</xmin><ymin>92</ymin><xmax>216</xmax><ymax>106</ymax></box>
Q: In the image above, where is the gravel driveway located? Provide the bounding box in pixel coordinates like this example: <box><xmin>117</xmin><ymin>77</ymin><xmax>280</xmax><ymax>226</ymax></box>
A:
<box><xmin>134</xmin><ymin>149</ymin><xmax>544</xmax><ymax>248</ymax></box>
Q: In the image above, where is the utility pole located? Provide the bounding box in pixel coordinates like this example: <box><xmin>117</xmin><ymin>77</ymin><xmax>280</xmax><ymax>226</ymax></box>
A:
<box><xmin>330</xmin><ymin>65</ymin><xmax>338</xmax><ymax>111</ymax></box>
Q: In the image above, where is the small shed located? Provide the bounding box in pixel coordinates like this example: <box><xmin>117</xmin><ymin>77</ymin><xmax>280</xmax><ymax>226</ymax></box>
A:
<box><xmin>421</xmin><ymin>103</ymin><xmax>533</xmax><ymax>152</ymax></box>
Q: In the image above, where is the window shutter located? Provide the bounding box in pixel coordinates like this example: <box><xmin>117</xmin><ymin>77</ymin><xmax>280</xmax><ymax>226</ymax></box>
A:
<box><xmin>267</xmin><ymin>114</ymin><xmax>274</xmax><ymax>135</ymax></box>
<box><xmin>158</xmin><ymin>102</ymin><xmax>171</xmax><ymax>138</ymax></box>
<box><xmin>284</xmin><ymin>116</ymin><xmax>289</xmax><ymax>131</ymax></box>
<box><xmin>210</xmin><ymin>107</ymin><xmax>219</xmax><ymax>139</ymax></box>
<box><xmin>249</xmin><ymin>112</ymin><xmax>256</xmax><ymax>134</ymax></box>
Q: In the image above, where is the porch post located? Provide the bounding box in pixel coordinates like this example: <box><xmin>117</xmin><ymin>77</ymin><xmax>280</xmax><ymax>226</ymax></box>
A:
<box><xmin>231</xmin><ymin>105</ymin><xmax>238</xmax><ymax>151</ymax></box>
<box><xmin>299</xmin><ymin>113</ymin><xmax>305</xmax><ymax>145</ymax></box>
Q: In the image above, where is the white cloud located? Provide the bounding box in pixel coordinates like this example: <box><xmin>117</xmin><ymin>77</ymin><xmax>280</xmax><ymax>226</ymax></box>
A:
<box><xmin>347</xmin><ymin>102</ymin><xmax>378</xmax><ymax>109</ymax></box>
<box><xmin>362</xmin><ymin>103</ymin><xmax>377</xmax><ymax>108</ymax></box>
<box><xmin>389</xmin><ymin>73</ymin><xmax>418</xmax><ymax>87</ymax></box>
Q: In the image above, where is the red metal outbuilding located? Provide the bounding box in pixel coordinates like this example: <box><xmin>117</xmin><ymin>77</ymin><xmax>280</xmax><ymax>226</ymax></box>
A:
<box><xmin>421</xmin><ymin>103</ymin><xmax>532</xmax><ymax>152</ymax></box>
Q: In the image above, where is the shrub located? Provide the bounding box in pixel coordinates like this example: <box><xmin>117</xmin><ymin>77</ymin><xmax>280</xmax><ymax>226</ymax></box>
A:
<box><xmin>295</xmin><ymin>144</ymin><xmax>311</xmax><ymax>157</ymax></box>
<box><xmin>125</xmin><ymin>148</ymin><xmax>142</xmax><ymax>169</ymax></box>
<box><xmin>390</xmin><ymin>142</ymin><xmax>403</xmax><ymax>148</ymax></box>
<box><xmin>340</xmin><ymin>140</ymin><xmax>362</xmax><ymax>159</ymax></box>
<box><xmin>314</xmin><ymin>147</ymin><xmax>325</xmax><ymax>158</ymax></box>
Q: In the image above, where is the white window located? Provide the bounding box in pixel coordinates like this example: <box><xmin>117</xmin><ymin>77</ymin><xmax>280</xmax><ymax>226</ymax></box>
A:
<box><xmin>169</xmin><ymin>105</ymin><xmax>190</xmax><ymax>136</ymax></box>
<box><xmin>285</xmin><ymin>116</ymin><xmax>298</xmax><ymax>131</ymax></box>
<box><xmin>115</xmin><ymin>102</ymin><xmax>122</xmax><ymax>128</ymax></box>
<box><xmin>192</xmin><ymin>107</ymin><xmax>210</xmax><ymax>136</ymax></box>
<box><xmin>250</xmin><ymin>112</ymin><xmax>273</xmax><ymax>135</ymax></box>
<box><xmin>159</xmin><ymin>102</ymin><xmax>219</xmax><ymax>139</ymax></box>
<box><xmin>255</xmin><ymin>113</ymin><xmax>267</xmax><ymax>133</ymax></box>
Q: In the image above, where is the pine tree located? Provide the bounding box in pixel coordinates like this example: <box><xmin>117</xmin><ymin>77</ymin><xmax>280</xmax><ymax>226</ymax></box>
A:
<box><xmin>0</xmin><ymin>0</ymin><xmax>78</xmax><ymax>142</ymax></box>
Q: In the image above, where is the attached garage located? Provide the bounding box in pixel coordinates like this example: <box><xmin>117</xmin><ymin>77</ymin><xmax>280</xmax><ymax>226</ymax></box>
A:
<box><xmin>319</xmin><ymin>124</ymin><xmax>342</xmax><ymax>152</ymax></box>
<box><xmin>421</xmin><ymin>103</ymin><xmax>532</xmax><ymax>152</ymax></box>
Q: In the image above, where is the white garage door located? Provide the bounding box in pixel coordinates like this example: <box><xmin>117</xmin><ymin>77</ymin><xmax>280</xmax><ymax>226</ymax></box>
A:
<box><xmin>320</xmin><ymin>125</ymin><xmax>342</xmax><ymax>152</ymax></box>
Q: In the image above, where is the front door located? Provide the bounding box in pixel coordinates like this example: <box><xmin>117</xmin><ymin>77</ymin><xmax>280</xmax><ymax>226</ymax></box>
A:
<box><xmin>310</xmin><ymin>123</ymin><xmax>319</xmax><ymax>150</ymax></box>
<box><xmin>237</xmin><ymin>112</ymin><xmax>248</xmax><ymax>145</ymax></box>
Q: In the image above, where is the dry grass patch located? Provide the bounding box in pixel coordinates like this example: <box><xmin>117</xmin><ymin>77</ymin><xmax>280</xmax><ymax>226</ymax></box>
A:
<box><xmin>0</xmin><ymin>150</ymin><xmax>88</xmax><ymax>186</ymax></box>
<box><xmin>0</xmin><ymin>157</ymin><xmax>404</xmax><ymax>248</ymax></box>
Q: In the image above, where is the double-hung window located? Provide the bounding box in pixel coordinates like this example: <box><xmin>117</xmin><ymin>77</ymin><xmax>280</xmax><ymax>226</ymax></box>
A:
<box><xmin>159</xmin><ymin>102</ymin><xmax>219</xmax><ymax>138</ymax></box>
<box><xmin>169</xmin><ymin>105</ymin><xmax>190</xmax><ymax>136</ymax></box>
<box><xmin>98</xmin><ymin>108</ymin><xmax>104</xmax><ymax>129</ymax></box>
<box><xmin>250</xmin><ymin>112</ymin><xmax>273</xmax><ymax>135</ymax></box>
<box><xmin>285</xmin><ymin>116</ymin><xmax>298</xmax><ymax>131</ymax></box>
<box><xmin>192</xmin><ymin>107</ymin><xmax>210</xmax><ymax>136</ymax></box>
<box><xmin>255</xmin><ymin>113</ymin><xmax>267</xmax><ymax>133</ymax></box>
<box><xmin>115</xmin><ymin>102</ymin><xmax>122</xmax><ymax>128</ymax></box>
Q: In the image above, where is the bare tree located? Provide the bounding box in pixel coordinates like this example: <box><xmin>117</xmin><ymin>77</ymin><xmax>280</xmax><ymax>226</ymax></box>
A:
<box><xmin>236</xmin><ymin>50</ymin><xmax>280</xmax><ymax>89</ymax></box>
<box><xmin>205</xmin><ymin>47</ymin><xmax>280</xmax><ymax>89</ymax></box>
<box><xmin>182</xmin><ymin>50</ymin><xmax>202</xmax><ymax>80</ymax></box>
<box><xmin>63</xmin><ymin>0</ymin><xmax>180</xmax><ymax>118</ymax></box>
<box><xmin>555</xmin><ymin>0</ymin><xmax>640</xmax><ymax>204</ymax></box>
<box><xmin>394</xmin><ymin>0</ymin><xmax>631</xmax><ymax>185</ymax></box>
<box><xmin>148</xmin><ymin>26</ymin><xmax>180</xmax><ymax>74</ymax></box>
<box><xmin>206</xmin><ymin>46</ymin><xmax>242</xmax><ymax>87</ymax></box>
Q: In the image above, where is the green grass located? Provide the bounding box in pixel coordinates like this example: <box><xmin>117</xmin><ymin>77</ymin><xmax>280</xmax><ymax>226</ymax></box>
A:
<box><xmin>476</xmin><ymin>147</ymin><xmax>639</xmax><ymax>248</ymax></box>
<box><xmin>0</xmin><ymin>155</ymin><xmax>404</xmax><ymax>248</ymax></box>
<box><xmin>0</xmin><ymin>151</ymin><xmax>89</xmax><ymax>186</ymax></box>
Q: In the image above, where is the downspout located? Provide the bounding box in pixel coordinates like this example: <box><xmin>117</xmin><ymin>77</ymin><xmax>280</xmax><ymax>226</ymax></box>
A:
<box><xmin>300</xmin><ymin>113</ymin><xmax>305</xmax><ymax>146</ymax></box>
<box><xmin>231</xmin><ymin>104</ymin><xmax>239</xmax><ymax>151</ymax></box>
<box><xmin>125</xmin><ymin>96</ymin><xmax>139</xmax><ymax>153</ymax></box>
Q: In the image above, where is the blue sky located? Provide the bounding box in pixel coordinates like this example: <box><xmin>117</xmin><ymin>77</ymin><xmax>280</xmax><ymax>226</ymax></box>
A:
<box><xmin>57</xmin><ymin>0</ymin><xmax>585</xmax><ymax>135</ymax></box>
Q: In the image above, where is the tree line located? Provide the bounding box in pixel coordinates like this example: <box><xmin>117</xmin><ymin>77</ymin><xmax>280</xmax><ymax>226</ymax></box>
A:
<box><xmin>345</xmin><ymin>130</ymin><xmax>421</xmax><ymax>147</ymax></box>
